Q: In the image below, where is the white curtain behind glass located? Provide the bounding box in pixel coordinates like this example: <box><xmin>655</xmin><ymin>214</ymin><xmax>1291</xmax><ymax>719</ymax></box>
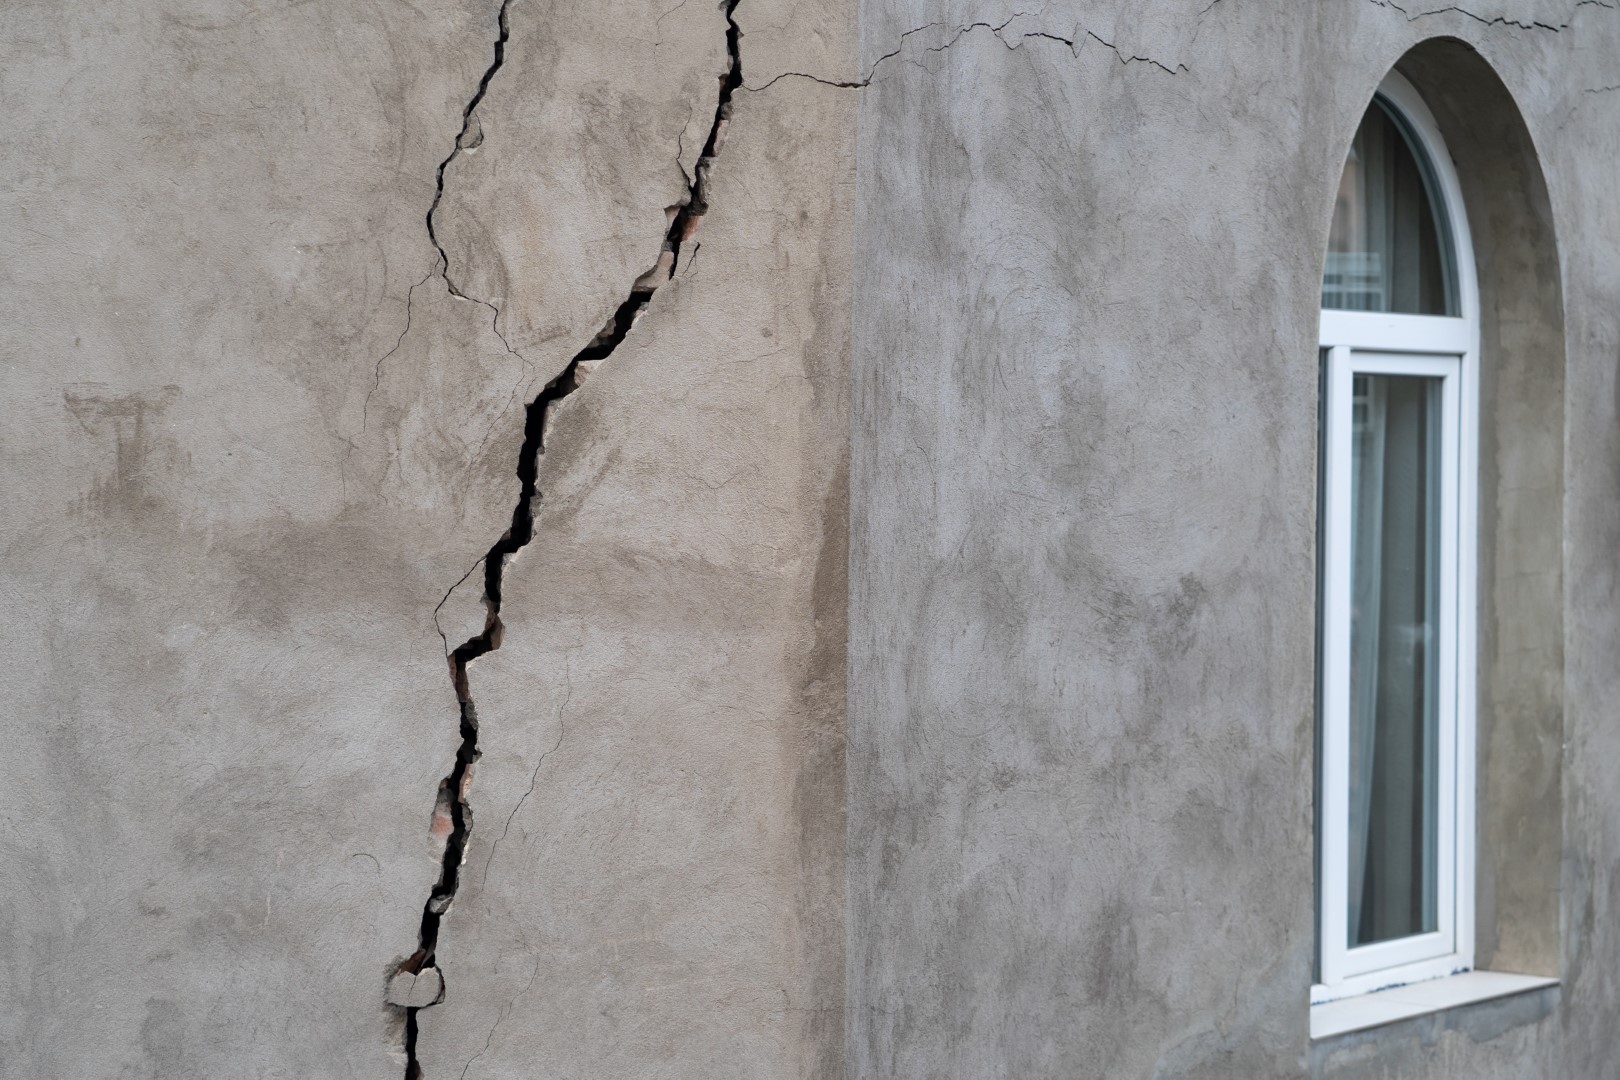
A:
<box><xmin>1347</xmin><ymin>374</ymin><xmax>1441</xmax><ymax>947</ymax></box>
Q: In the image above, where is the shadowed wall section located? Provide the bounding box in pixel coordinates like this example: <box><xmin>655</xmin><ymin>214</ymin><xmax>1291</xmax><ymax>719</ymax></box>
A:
<box><xmin>1398</xmin><ymin>38</ymin><xmax>1566</xmax><ymax>983</ymax></box>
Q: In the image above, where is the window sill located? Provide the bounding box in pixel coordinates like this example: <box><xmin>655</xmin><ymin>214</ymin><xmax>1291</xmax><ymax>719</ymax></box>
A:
<box><xmin>1309</xmin><ymin>971</ymin><xmax>1558</xmax><ymax>1040</ymax></box>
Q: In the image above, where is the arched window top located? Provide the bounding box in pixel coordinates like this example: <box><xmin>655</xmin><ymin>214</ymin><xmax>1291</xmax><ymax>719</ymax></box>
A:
<box><xmin>1323</xmin><ymin>78</ymin><xmax>1460</xmax><ymax>317</ymax></box>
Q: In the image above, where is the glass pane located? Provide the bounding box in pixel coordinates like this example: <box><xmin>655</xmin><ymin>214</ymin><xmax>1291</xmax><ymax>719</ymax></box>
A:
<box><xmin>1323</xmin><ymin>99</ymin><xmax>1456</xmax><ymax>315</ymax></box>
<box><xmin>1346</xmin><ymin>372</ymin><xmax>1441</xmax><ymax>948</ymax></box>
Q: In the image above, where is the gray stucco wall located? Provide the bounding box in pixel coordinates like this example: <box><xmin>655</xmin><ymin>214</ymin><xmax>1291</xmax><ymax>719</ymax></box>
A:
<box><xmin>2</xmin><ymin>4</ymin><xmax>496</xmax><ymax>1074</ymax></box>
<box><xmin>2</xmin><ymin>0</ymin><xmax>855</xmax><ymax>1077</ymax></box>
<box><xmin>413</xmin><ymin>3</ymin><xmax>859</xmax><ymax>1071</ymax></box>
<box><xmin>6</xmin><ymin>0</ymin><xmax>1618</xmax><ymax>1077</ymax></box>
<box><xmin>848</xmin><ymin>2</ymin><xmax>1620</xmax><ymax>1077</ymax></box>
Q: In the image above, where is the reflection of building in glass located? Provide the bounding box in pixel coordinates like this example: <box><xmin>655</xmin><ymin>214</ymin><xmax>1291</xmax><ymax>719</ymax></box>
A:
<box><xmin>1324</xmin><ymin>250</ymin><xmax>1386</xmax><ymax>311</ymax></box>
<box><xmin>1322</xmin><ymin>103</ymin><xmax>1452</xmax><ymax>315</ymax></box>
<box><xmin>1325</xmin><ymin>148</ymin><xmax>1389</xmax><ymax>310</ymax></box>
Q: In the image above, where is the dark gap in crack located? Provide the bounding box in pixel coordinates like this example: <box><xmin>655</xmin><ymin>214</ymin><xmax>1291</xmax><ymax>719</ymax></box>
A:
<box><xmin>404</xmin><ymin>1011</ymin><xmax>422</xmax><ymax>1080</ymax></box>
<box><xmin>398</xmin><ymin>2</ymin><xmax>743</xmax><ymax>1076</ymax></box>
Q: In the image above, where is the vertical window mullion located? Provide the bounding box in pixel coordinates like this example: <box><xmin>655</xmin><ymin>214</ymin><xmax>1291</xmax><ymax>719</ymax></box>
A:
<box><xmin>1319</xmin><ymin>344</ymin><xmax>1356</xmax><ymax>987</ymax></box>
<box><xmin>1434</xmin><ymin>359</ymin><xmax>1462</xmax><ymax>954</ymax></box>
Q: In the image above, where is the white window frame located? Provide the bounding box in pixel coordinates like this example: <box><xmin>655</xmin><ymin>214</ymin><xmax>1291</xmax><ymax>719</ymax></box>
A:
<box><xmin>1313</xmin><ymin>70</ymin><xmax>1479</xmax><ymax>1006</ymax></box>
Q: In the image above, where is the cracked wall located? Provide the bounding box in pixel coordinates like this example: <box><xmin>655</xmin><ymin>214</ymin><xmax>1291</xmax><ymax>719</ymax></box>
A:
<box><xmin>0</xmin><ymin>1</ymin><xmax>517</xmax><ymax>1075</ymax></box>
<box><xmin>407</xmin><ymin>0</ymin><xmax>857</xmax><ymax>1075</ymax></box>
<box><xmin>8</xmin><ymin>0</ymin><xmax>1620</xmax><ymax>1077</ymax></box>
<box><xmin>2</xmin><ymin>0</ymin><xmax>852</xmax><ymax>1077</ymax></box>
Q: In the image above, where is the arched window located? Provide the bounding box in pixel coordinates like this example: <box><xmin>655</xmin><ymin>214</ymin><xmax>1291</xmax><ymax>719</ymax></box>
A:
<box><xmin>1315</xmin><ymin>71</ymin><xmax>1478</xmax><ymax>1003</ymax></box>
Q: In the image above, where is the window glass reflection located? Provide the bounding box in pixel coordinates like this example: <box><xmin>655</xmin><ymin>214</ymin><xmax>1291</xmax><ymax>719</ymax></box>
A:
<box><xmin>1347</xmin><ymin>372</ymin><xmax>1442</xmax><ymax>947</ymax></box>
<box><xmin>1324</xmin><ymin>101</ymin><xmax>1456</xmax><ymax>316</ymax></box>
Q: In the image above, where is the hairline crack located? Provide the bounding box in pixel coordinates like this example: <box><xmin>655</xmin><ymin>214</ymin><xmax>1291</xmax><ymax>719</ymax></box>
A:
<box><xmin>743</xmin><ymin>12</ymin><xmax>1186</xmax><ymax>93</ymax></box>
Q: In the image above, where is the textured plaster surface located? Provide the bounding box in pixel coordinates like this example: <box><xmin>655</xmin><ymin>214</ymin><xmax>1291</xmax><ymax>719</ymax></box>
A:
<box><xmin>848</xmin><ymin>1</ymin><xmax>1620</xmax><ymax>1077</ymax></box>
<box><xmin>1</xmin><ymin>0</ymin><xmax>853</xmax><ymax>1076</ymax></box>
<box><xmin>7</xmin><ymin>0</ymin><xmax>1620</xmax><ymax>1076</ymax></box>
<box><xmin>0</xmin><ymin>2</ymin><xmax>513</xmax><ymax>1076</ymax></box>
<box><xmin>416</xmin><ymin>0</ymin><xmax>857</xmax><ymax>1075</ymax></box>
<box><xmin>1404</xmin><ymin>42</ymin><xmax>1569</xmax><ymax>980</ymax></box>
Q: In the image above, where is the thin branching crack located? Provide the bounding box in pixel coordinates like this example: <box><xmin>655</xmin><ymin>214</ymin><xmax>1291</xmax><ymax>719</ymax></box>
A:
<box><xmin>481</xmin><ymin>672</ymin><xmax>571</xmax><ymax>890</ymax></box>
<box><xmin>458</xmin><ymin>955</ymin><xmax>542</xmax><ymax>1080</ymax></box>
<box><xmin>364</xmin><ymin>270</ymin><xmax>435</xmax><ymax>435</ymax></box>
<box><xmin>1012</xmin><ymin>27</ymin><xmax>1188</xmax><ymax>73</ymax></box>
<box><xmin>1366</xmin><ymin>0</ymin><xmax>1617</xmax><ymax>30</ymax></box>
<box><xmin>744</xmin><ymin>11</ymin><xmax>1184</xmax><ymax>93</ymax></box>
<box><xmin>396</xmin><ymin>2</ymin><xmax>745</xmax><ymax>1076</ymax></box>
<box><xmin>428</xmin><ymin>0</ymin><xmax>515</xmax><ymax>299</ymax></box>
<box><xmin>431</xmin><ymin>558</ymin><xmax>485</xmax><ymax>655</ymax></box>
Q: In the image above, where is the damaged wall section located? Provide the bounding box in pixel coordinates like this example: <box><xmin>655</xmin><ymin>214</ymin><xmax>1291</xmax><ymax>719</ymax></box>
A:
<box><xmin>390</xmin><ymin>0</ymin><xmax>749</xmax><ymax>1072</ymax></box>
<box><xmin>392</xmin><ymin>0</ymin><xmax>859</xmax><ymax>1077</ymax></box>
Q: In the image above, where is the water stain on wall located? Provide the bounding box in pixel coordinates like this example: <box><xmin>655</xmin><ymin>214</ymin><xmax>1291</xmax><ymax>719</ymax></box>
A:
<box><xmin>63</xmin><ymin>383</ymin><xmax>184</xmax><ymax>521</ymax></box>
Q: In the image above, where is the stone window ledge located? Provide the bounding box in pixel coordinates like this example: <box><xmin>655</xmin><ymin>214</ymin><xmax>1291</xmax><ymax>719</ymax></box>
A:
<box><xmin>1310</xmin><ymin>971</ymin><xmax>1559</xmax><ymax>1040</ymax></box>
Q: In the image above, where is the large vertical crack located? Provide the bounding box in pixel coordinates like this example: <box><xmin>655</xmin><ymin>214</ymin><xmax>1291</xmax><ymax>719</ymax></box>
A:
<box><xmin>395</xmin><ymin>2</ymin><xmax>744</xmax><ymax>1076</ymax></box>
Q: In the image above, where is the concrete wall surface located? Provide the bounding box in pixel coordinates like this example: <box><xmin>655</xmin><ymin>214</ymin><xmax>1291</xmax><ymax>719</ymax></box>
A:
<box><xmin>848</xmin><ymin>1</ymin><xmax>1620</xmax><ymax>1078</ymax></box>
<box><xmin>1</xmin><ymin>0</ymin><xmax>855</xmax><ymax>1077</ymax></box>
<box><xmin>4</xmin><ymin>0</ymin><xmax>1619</xmax><ymax>1077</ymax></box>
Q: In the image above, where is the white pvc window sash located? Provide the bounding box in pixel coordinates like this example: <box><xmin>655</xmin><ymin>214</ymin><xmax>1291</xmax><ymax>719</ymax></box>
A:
<box><xmin>1316</xmin><ymin>345</ymin><xmax>1466</xmax><ymax>1001</ymax></box>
